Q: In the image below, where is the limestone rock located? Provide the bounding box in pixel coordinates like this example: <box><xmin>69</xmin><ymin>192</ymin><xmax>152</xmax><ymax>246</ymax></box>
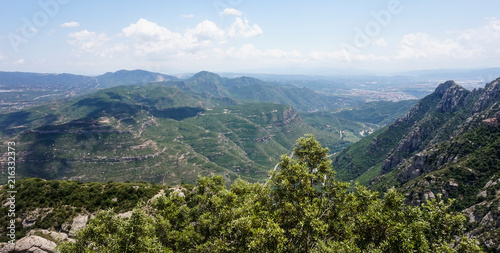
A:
<box><xmin>0</xmin><ymin>235</ymin><xmax>57</xmax><ymax>253</ymax></box>
<box><xmin>68</xmin><ymin>214</ymin><xmax>88</xmax><ymax>237</ymax></box>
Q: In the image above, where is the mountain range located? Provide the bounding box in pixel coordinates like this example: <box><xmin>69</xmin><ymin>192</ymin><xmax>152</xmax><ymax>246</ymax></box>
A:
<box><xmin>0</xmin><ymin>71</ymin><xmax>414</xmax><ymax>186</ymax></box>
<box><xmin>1</xmin><ymin>69</ymin><xmax>499</xmax><ymax>250</ymax></box>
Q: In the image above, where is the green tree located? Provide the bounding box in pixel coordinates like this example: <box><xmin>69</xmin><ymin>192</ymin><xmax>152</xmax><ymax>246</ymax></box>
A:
<box><xmin>58</xmin><ymin>134</ymin><xmax>482</xmax><ymax>253</ymax></box>
<box><xmin>58</xmin><ymin>208</ymin><xmax>168</xmax><ymax>253</ymax></box>
<box><xmin>269</xmin><ymin>134</ymin><xmax>351</xmax><ymax>252</ymax></box>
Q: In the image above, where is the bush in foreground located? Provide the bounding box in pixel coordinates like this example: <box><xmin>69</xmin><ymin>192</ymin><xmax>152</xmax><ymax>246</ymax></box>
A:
<box><xmin>59</xmin><ymin>134</ymin><xmax>482</xmax><ymax>252</ymax></box>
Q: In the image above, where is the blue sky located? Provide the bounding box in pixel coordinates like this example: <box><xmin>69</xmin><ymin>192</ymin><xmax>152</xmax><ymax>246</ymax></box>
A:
<box><xmin>1</xmin><ymin>0</ymin><xmax>500</xmax><ymax>75</ymax></box>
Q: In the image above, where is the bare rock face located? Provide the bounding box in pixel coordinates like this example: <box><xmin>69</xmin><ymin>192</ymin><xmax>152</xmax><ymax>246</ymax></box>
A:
<box><xmin>434</xmin><ymin>80</ymin><xmax>457</xmax><ymax>96</ymax></box>
<box><xmin>396</xmin><ymin>153</ymin><xmax>429</xmax><ymax>183</ymax></box>
<box><xmin>0</xmin><ymin>236</ymin><xmax>57</xmax><ymax>253</ymax></box>
<box><xmin>26</xmin><ymin>230</ymin><xmax>73</xmax><ymax>244</ymax></box>
<box><xmin>68</xmin><ymin>214</ymin><xmax>88</xmax><ymax>237</ymax></box>
<box><xmin>473</xmin><ymin>78</ymin><xmax>500</xmax><ymax>113</ymax></box>
<box><xmin>436</xmin><ymin>83</ymin><xmax>470</xmax><ymax>113</ymax></box>
<box><xmin>116</xmin><ymin>211</ymin><xmax>133</xmax><ymax>219</ymax></box>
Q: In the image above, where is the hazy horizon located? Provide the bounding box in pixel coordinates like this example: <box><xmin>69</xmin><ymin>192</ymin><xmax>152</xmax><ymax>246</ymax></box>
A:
<box><xmin>1</xmin><ymin>1</ymin><xmax>500</xmax><ymax>75</ymax></box>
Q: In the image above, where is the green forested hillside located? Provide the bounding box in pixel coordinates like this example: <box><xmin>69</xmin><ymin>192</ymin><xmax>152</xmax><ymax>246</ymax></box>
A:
<box><xmin>162</xmin><ymin>71</ymin><xmax>360</xmax><ymax>112</ymax></box>
<box><xmin>299</xmin><ymin>100</ymin><xmax>417</xmax><ymax>150</ymax></box>
<box><xmin>0</xmin><ymin>178</ymin><xmax>166</xmax><ymax>242</ymax></box>
<box><xmin>0</xmin><ymin>82</ymin><xmax>347</xmax><ymax>185</ymax></box>
<box><xmin>332</xmin><ymin>100</ymin><xmax>418</xmax><ymax>125</ymax></box>
<box><xmin>0</xmin><ymin>136</ymin><xmax>481</xmax><ymax>252</ymax></box>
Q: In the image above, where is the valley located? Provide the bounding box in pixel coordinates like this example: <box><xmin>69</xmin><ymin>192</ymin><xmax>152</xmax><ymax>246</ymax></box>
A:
<box><xmin>0</xmin><ymin>69</ymin><xmax>499</xmax><ymax>251</ymax></box>
<box><xmin>0</xmin><ymin>71</ymin><xmax>417</xmax><ymax>186</ymax></box>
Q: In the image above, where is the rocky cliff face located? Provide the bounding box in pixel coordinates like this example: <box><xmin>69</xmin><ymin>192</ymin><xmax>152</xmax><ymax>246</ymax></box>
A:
<box><xmin>332</xmin><ymin>77</ymin><xmax>500</xmax><ymax>250</ymax></box>
<box><xmin>368</xmin><ymin>78</ymin><xmax>500</xmax><ymax>250</ymax></box>
<box><xmin>379</xmin><ymin>78</ymin><xmax>499</xmax><ymax>174</ymax></box>
<box><xmin>393</xmin><ymin>79</ymin><xmax>499</xmax><ymax>184</ymax></box>
<box><xmin>436</xmin><ymin>82</ymin><xmax>470</xmax><ymax>113</ymax></box>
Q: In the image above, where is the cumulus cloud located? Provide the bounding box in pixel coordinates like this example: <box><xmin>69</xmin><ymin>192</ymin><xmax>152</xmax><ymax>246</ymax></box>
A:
<box><xmin>68</xmin><ymin>30</ymin><xmax>110</xmax><ymax>52</ymax></box>
<box><xmin>228</xmin><ymin>18</ymin><xmax>263</xmax><ymax>38</ymax></box>
<box><xmin>186</xmin><ymin>20</ymin><xmax>225</xmax><ymax>43</ymax></box>
<box><xmin>68</xmin><ymin>30</ymin><xmax>126</xmax><ymax>57</ymax></box>
<box><xmin>394</xmin><ymin>18</ymin><xmax>500</xmax><ymax>61</ymax></box>
<box><xmin>121</xmin><ymin>18</ymin><xmax>262</xmax><ymax>57</ymax></box>
<box><xmin>459</xmin><ymin>17</ymin><xmax>500</xmax><ymax>42</ymax></box>
<box><xmin>61</xmin><ymin>21</ymin><xmax>80</xmax><ymax>28</ymax></box>
<box><xmin>122</xmin><ymin>18</ymin><xmax>208</xmax><ymax>55</ymax></box>
<box><xmin>395</xmin><ymin>33</ymin><xmax>482</xmax><ymax>59</ymax></box>
<box><xmin>221</xmin><ymin>8</ymin><xmax>242</xmax><ymax>16</ymax></box>
<box><xmin>122</xmin><ymin>18</ymin><xmax>183</xmax><ymax>42</ymax></box>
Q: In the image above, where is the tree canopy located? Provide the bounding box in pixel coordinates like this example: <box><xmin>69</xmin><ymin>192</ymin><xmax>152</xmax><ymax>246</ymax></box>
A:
<box><xmin>59</xmin><ymin>134</ymin><xmax>482</xmax><ymax>252</ymax></box>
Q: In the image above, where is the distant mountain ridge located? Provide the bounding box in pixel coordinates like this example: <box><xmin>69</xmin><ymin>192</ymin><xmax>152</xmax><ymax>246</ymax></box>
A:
<box><xmin>0</xmin><ymin>69</ymin><xmax>178</xmax><ymax>89</ymax></box>
<box><xmin>0</xmin><ymin>69</ymin><xmax>180</xmax><ymax>111</ymax></box>
<box><xmin>96</xmin><ymin>69</ymin><xmax>179</xmax><ymax>88</ymax></box>
<box><xmin>161</xmin><ymin>71</ymin><xmax>359</xmax><ymax>112</ymax></box>
<box><xmin>0</xmin><ymin>69</ymin><xmax>360</xmax><ymax>112</ymax></box>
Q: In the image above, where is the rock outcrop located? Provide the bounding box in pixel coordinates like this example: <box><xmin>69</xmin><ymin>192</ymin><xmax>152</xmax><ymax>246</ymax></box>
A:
<box><xmin>0</xmin><ymin>235</ymin><xmax>57</xmax><ymax>253</ymax></box>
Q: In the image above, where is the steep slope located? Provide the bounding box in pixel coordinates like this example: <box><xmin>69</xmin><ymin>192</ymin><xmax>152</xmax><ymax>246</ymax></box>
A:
<box><xmin>332</xmin><ymin>77</ymin><xmax>500</xmax><ymax>250</ymax></box>
<box><xmin>383</xmin><ymin>115</ymin><xmax>500</xmax><ymax>250</ymax></box>
<box><xmin>0</xmin><ymin>83</ymin><xmax>340</xmax><ymax>185</ymax></box>
<box><xmin>333</xmin><ymin>79</ymin><xmax>499</xmax><ymax>182</ymax></box>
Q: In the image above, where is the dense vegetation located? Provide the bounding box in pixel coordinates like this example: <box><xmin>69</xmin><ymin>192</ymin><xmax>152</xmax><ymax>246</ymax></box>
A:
<box><xmin>331</xmin><ymin>100</ymin><xmax>418</xmax><ymax>126</ymax></box>
<box><xmin>0</xmin><ymin>78</ymin><xmax>384</xmax><ymax>185</ymax></box>
<box><xmin>57</xmin><ymin>135</ymin><xmax>481</xmax><ymax>252</ymax></box>
<box><xmin>0</xmin><ymin>179</ymin><xmax>164</xmax><ymax>241</ymax></box>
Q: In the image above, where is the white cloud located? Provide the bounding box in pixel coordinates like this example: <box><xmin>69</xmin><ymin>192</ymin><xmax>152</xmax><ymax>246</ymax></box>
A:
<box><xmin>68</xmin><ymin>30</ymin><xmax>126</xmax><ymax>57</ymax></box>
<box><xmin>456</xmin><ymin>17</ymin><xmax>500</xmax><ymax>60</ymax></box>
<box><xmin>122</xmin><ymin>18</ymin><xmax>181</xmax><ymax>42</ymax></box>
<box><xmin>61</xmin><ymin>21</ymin><xmax>80</xmax><ymax>28</ymax></box>
<box><xmin>122</xmin><ymin>18</ymin><xmax>206</xmax><ymax>55</ymax></box>
<box><xmin>181</xmin><ymin>14</ymin><xmax>194</xmax><ymax>18</ymax></box>
<box><xmin>221</xmin><ymin>8</ymin><xmax>242</xmax><ymax>16</ymax></box>
<box><xmin>0</xmin><ymin>52</ymin><xmax>5</xmax><ymax>60</ymax></box>
<box><xmin>395</xmin><ymin>33</ymin><xmax>482</xmax><ymax>59</ymax></box>
<box><xmin>14</xmin><ymin>59</ymin><xmax>25</xmax><ymax>65</ymax></box>
<box><xmin>459</xmin><ymin>17</ymin><xmax>500</xmax><ymax>42</ymax></box>
<box><xmin>186</xmin><ymin>20</ymin><xmax>225</xmax><ymax>43</ymax></box>
<box><xmin>228</xmin><ymin>18</ymin><xmax>263</xmax><ymax>38</ymax></box>
<box><xmin>121</xmin><ymin>18</ymin><xmax>263</xmax><ymax>58</ymax></box>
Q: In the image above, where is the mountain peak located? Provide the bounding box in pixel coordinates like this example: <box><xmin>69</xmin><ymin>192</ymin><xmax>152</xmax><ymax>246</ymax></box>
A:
<box><xmin>190</xmin><ymin>71</ymin><xmax>223</xmax><ymax>81</ymax></box>
<box><xmin>434</xmin><ymin>80</ymin><xmax>459</xmax><ymax>96</ymax></box>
